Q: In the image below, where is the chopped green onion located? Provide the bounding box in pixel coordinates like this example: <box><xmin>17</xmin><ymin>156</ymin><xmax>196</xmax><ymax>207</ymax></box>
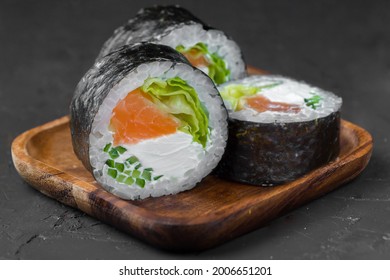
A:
<box><xmin>107</xmin><ymin>168</ymin><xmax>117</xmax><ymax>179</ymax></box>
<box><xmin>114</xmin><ymin>162</ymin><xmax>124</xmax><ymax>172</ymax></box>
<box><xmin>105</xmin><ymin>159</ymin><xmax>115</xmax><ymax>168</ymax></box>
<box><xmin>134</xmin><ymin>163</ymin><xmax>142</xmax><ymax>170</ymax></box>
<box><xmin>108</xmin><ymin>148</ymin><xmax>119</xmax><ymax>159</ymax></box>
<box><xmin>132</xmin><ymin>170</ymin><xmax>141</xmax><ymax>178</ymax></box>
<box><xmin>126</xmin><ymin>156</ymin><xmax>139</xmax><ymax>164</ymax></box>
<box><xmin>104</xmin><ymin>146</ymin><xmax>162</xmax><ymax>187</ymax></box>
<box><xmin>103</xmin><ymin>143</ymin><xmax>112</xmax><ymax>152</ymax></box>
<box><xmin>124</xmin><ymin>170</ymin><xmax>132</xmax><ymax>176</ymax></box>
<box><xmin>116</xmin><ymin>174</ymin><xmax>126</xmax><ymax>183</ymax></box>
<box><xmin>125</xmin><ymin>177</ymin><xmax>134</xmax><ymax>185</ymax></box>
<box><xmin>142</xmin><ymin>170</ymin><xmax>152</xmax><ymax>181</ymax></box>
<box><xmin>116</xmin><ymin>146</ymin><xmax>127</xmax><ymax>154</ymax></box>
<box><xmin>136</xmin><ymin>178</ymin><xmax>145</xmax><ymax>188</ymax></box>
<box><xmin>258</xmin><ymin>81</ymin><xmax>283</xmax><ymax>90</ymax></box>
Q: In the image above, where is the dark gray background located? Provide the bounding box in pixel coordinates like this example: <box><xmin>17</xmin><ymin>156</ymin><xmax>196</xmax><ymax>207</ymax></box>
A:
<box><xmin>1</xmin><ymin>0</ymin><xmax>389</xmax><ymax>259</ymax></box>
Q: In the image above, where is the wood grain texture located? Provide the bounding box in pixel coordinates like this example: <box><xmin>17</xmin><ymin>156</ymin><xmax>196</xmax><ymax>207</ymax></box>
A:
<box><xmin>11</xmin><ymin>67</ymin><xmax>373</xmax><ymax>251</ymax></box>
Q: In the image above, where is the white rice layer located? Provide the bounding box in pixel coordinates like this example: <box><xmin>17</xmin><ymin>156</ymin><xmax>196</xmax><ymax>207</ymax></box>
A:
<box><xmin>155</xmin><ymin>24</ymin><xmax>246</xmax><ymax>81</ymax></box>
<box><xmin>89</xmin><ymin>62</ymin><xmax>227</xmax><ymax>200</ymax></box>
<box><xmin>219</xmin><ymin>75</ymin><xmax>342</xmax><ymax>123</ymax></box>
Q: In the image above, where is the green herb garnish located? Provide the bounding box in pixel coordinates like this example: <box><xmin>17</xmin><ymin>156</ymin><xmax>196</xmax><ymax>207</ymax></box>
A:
<box><xmin>153</xmin><ymin>175</ymin><xmax>164</xmax><ymax>181</ymax></box>
<box><xmin>304</xmin><ymin>94</ymin><xmax>322</xmax><ymax>109</ymax></box>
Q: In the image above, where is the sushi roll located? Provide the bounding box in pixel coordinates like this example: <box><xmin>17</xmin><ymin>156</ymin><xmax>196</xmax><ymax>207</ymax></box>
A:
<box><xmin>215</xmin><ymin>75</ymin><xmax>342</xmax><ymax>186</ymax></box>
<box><xmin>70</xmin><ymin>43</ymin><xmax>228</xmax><ymax>200</ymax></box>
<box><xmin>97</xmin><ymin>5</ymin><xmax>246</xmax><ymax>85</ymax></box>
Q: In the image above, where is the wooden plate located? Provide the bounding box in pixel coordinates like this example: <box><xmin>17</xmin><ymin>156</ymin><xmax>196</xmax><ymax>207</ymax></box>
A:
<box><xmin>11</xmin><ymin>67</ymin><xmax>373</xmax><ymax>251</ymax></box>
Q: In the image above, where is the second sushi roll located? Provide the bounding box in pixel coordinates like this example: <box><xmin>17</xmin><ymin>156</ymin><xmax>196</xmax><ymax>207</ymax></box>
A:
<box><xmin>97</xmin><ymin>5</ymin><xmax>246</xmax><ymax>85</ymax></box>
<box><xmin>215</xmin><ymin>75</ymin><xmax>342</xmax><ymax>186</ymax></box>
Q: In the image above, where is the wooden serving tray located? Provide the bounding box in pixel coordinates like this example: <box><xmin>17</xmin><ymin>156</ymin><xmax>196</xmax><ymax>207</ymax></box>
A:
<box><xmin>11</xmin><ymin>69</ymin><xmax>373</xmax><ymax>252</ymax></box>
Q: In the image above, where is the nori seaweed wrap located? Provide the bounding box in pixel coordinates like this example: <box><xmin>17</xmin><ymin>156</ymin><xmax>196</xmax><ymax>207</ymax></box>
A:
<box><xmin>70</xmin><ymin>43</ymin><xmax>228</xmax><ymax>199</ymax></box>
<box><xmin>97</xmin><ymin>5</ymin><xmax>246</xmax><ymax>85</ymax></box>
<box><xmin>215</xmin><ymin>75</ymin><xmax>342</xmax><ymax>186</ymax></box>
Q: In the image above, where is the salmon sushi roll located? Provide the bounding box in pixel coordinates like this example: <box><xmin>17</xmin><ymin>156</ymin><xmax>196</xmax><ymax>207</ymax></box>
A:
<box><xmin>215</xmin><ymin>75</ymin><xmax>342</xmax><ymax>186</ymax></box>
<box><xmin>97</xmin><ymin>5</ymin><xmax>246</xmax><ymax>85</ymax></box>
<box><xmin>70</xmin><ymin>43</ymin><xmax>228</xmax><ymax>200</ymax></box>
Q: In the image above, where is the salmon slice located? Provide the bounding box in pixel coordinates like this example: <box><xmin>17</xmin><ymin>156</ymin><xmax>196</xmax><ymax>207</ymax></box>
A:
<box><xmin>246</xmin><ymin>95</ymin><xmax>301</xmax><ymax>113</ymax></box>
<box><xmin>181</xmin><ymin>49</ymin><xmax>209</xmax><ymax>68</ymax></box>
<box><xmin>110</xmin><ymin>88</ymin><xmax>180</xmax><ymax>145</ymax></box>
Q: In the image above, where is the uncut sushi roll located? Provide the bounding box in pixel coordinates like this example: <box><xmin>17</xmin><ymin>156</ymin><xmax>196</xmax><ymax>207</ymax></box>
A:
<box><xmin>70</xmin><ymin>43</ymin><xmax>228</xmax><ymax>200</ymax></box>
<box><xmin>215</xmin><ymin>75</ymin><xmax>342</xmax><ymax>186</ymax></box>
<box><xmin>97</xmin><ymin>5</ymin><xmax>246</xmax><ymax>85</ymax></box>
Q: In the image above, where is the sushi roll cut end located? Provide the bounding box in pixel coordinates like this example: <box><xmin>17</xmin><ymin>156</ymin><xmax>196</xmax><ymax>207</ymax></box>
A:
<box><xmin>71</xmin><ymin>43</ymin><xmax>228</xmax><ymax>200</ymax></box>
<box><xmin>216</xmin><ymin>75</ymin><xmax>342</xmax><ymax>186</ymax></box>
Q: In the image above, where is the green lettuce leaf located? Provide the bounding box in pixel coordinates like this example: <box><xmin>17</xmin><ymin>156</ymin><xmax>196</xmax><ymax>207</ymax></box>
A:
<box><xmin>141</xmin><ymin>77</ymin><xmax>209</xmax><ymax>148</ymax></box>
<box><xmin>220</xmin><ymin>84</ymin><xmax>258</xmax><ymax>111</ymax></box>
<box><xmin>176</xmin><ymin>43</ymin><xmax>230</xmax><ymax>85</ymax></box>
<box><xmin>220</xmin><ymin>82</ymin><xmax>283</xmax><ymax>111</ymax></box>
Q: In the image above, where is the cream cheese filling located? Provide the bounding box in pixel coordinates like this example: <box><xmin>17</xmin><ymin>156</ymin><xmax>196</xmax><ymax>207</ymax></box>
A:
<box><xmin>260</xmin><ymin>81</ymin><xmax>313</xmax><ymax>105</ymax></box>
<box><xmin>121</xmin><ymin>132</ymin><xmax>205</xmax><ymax>179</ymax></box>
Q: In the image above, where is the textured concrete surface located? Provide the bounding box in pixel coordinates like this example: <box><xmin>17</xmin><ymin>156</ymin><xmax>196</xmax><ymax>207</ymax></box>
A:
<box><xmin>1</xmin><ymin>0</ymin><xmax>390</xmax><ymax>259</ymax></box>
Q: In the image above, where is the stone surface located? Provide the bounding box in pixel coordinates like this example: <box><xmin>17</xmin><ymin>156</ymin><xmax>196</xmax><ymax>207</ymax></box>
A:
<box><xmin>1</xmin><ymin>0</ymin><xmax>389</xmax><ymax>259</ymax></box>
